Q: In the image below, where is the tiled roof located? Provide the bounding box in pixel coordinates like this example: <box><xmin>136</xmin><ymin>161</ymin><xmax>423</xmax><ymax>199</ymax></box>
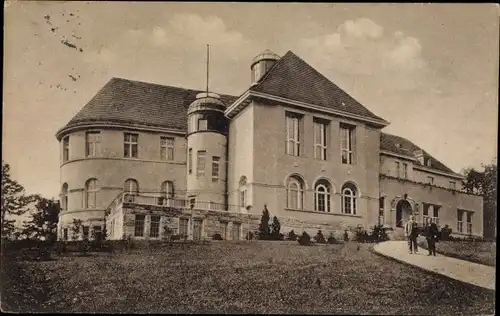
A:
<box><xmin>380</xmin><ymin>132</ymin><xmax>458</xmax><ymax>175</ymax></box>
<box><xmin>249</xmin><ymin>51</ymin><xmax>388</xmax><ymax>124</ymax></box>
<box><xmin>58</xmin><ymin>77</ymin><xmax>238</xmax><ymax>135</ymax></box>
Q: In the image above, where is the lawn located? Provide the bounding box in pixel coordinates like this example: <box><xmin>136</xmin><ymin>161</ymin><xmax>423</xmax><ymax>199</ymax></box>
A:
<box><xmin>1</xmin><ymin>241</ymin><xmax>495</xmax><ymax>314</ymax></box>
<box><xmin>418</xmin><ymin>240</ymin><xmax>496</xmax><ymax>267</ymax></box>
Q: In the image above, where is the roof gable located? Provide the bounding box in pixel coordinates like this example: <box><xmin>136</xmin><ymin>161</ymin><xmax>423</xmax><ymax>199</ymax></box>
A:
<box><xmin>250</xmin><ymin>51</ymin><xmax>387</xmax><ymax>123</ymax></box>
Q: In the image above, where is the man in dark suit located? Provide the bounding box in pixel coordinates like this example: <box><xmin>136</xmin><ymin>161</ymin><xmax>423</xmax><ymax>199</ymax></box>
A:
<box><xmin>424</xmin><ymin>218</ymin><xmax>439</xmax><ymax>256</ymax></box>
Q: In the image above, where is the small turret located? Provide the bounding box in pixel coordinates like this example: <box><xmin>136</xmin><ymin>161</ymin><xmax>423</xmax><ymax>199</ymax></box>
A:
<box><xmin>251</xmin><ymin>49</ymin><xmax>280</xmax><ymax>85</ymax></box>
<box><xmin>187</xmin><ymin>93</ymin><xmax>227</xmax><ymax>135</ymax></box>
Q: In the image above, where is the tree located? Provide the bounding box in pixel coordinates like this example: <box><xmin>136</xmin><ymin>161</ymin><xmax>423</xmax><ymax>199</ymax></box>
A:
<box><xmin>462</xmin><ymin>161</ymin><xmax>497</xmax><ymax>239</ymax></box>
<box><xmin>22</xmin><ymin>195</ymin><xmax>60</xmax><ymax>243</ymax></box>
<box><xmin>1</xmin><ymin>162</ymin><xmax>36</xmax><ymax>239</ymax></box>
<box><xmin>271</xmin><ymin>216</ymin><xmax>281</xmax><ymax>239</ymax></box>
<box><xmin>258</xmin><ymin>205</ymin><xmax>271</xmax><ymax>239</ymax></box>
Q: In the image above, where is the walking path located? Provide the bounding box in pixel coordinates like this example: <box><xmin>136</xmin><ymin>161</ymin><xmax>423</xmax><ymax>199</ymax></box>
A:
<box><xmin>373</xmin><ymin>240</ymin><xmax>495</xmax><ymax>290</ymax></box>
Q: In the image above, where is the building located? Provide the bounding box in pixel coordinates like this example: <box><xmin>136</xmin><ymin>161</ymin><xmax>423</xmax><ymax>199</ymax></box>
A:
<box><xmin>55</xmin><ymin>50</ymin><xmax>483</xmax><ymax>241</ymax></box>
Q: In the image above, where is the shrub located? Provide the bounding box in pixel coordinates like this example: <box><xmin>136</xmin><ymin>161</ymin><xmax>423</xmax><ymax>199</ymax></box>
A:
<box><xmin>212</xmin><ymin>233</ymin><xmax>223</xmax><ymax>240</ymax></box>
<box><xmin>287</xmin><ymin>230</ymin><xmax>297</xmax><ymax>241</ymax></box>
<box><xmin>258</xmin><ymin>206</ymin><xmax>271</xmax><ymax>239</ymax></box>
<box><xmin>371</xmin><ymin>225</ymin><xmax>389</xmax><ymax>243</ymax></box>
<box><xmin>354</xmin><ymin>229</ymin><xmax>370</xmax><ymax>243</ymax></box>
<box><xmin>327</xmin><ymin>233</ymin><xmax>337</xmax><ymax>244</ymax></box>
<box><xmin>270</xmin><ymin>216</ymin><xmax>282</xmax><ymax>240</ymax></box>
<box><xmin>315</xmin><ymin>230</ymin><xmax>326</xmax><ymax>244</ymax></box>
<box><xmin>298</xmin><ymin>231</ymin><xmax>311</xmax><ymax>246</ymax></box>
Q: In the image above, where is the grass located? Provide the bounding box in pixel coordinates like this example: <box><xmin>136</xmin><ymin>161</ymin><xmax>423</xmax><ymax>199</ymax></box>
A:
<box><xmin>1</xmin><ymin>241</ymin><xmax>495</xmax><ymax>314</ymax></box>
<box><xmin>417</xmin><ymin>240</ymin><xmax>496</xmax><ymax>267</ymax></box>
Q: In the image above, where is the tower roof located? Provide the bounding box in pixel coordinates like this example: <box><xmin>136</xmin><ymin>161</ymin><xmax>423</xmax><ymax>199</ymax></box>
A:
<box><xmin>251</xmin><ymin>49</ymin><xmax>280</xmax><ymax>67</ymax></box>
<box><xmin>188</xmin><ymin>92</ymin><xmax>226</xmax><ymax>114</ymax></box>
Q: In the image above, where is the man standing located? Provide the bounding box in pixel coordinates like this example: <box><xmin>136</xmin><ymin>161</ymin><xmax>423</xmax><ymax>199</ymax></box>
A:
<box><xmin>404</xmin><ymin>215</ymin><xmax>419</xmax><ymax>254</ymax></box>
<box><xmin>424</xmin><ymin>218</ymin><xmax>439</xmax><ymax>256</ymax></box>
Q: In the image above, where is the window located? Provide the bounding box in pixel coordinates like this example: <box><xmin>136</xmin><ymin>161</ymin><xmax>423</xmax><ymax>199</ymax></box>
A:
<box><xmin>134</xmin><ymin>214</ymin><xmax>145</xmax><ymax>237</ymax></box>
<box><xmin>188</xmin><ymin>148</ymin><xmax>193</xmax><ymax>174</ymax></box>
<box><xmin>341</xmin><ymin>182</ymin><xmax>357</xmax><ymax>215</ymax></box>
<box><xmin>62</xmin><ymin>136</ymin><xmax>69</xmax><ymax>162</ymax></box>
<box><xmin>423</xmin><ymin>204</ymin><xmax>430</xmax><ymax>224</ymax></box>
<box><xmin>93</xmin><ymin>226</ymin><xmax>102</xmax><ymax>238</ymax></box>
<box><xmin>314</xmin><ymin>180</ymin><xmax>331</xmax><ymax>212</ymax></box>
<box><xmin>82</xmin><ymin>226</ymin><xmax>89</xmax><ymax>239</ymax></box>
<box><xmin>402</xmin><ymin>163</ymin><xmax>408</xmax><ymax>179</ymax></box>
<box><xmin>85</xmin><ymin>179</ymin><xmax>99</xmax><ymax>209</ymax></box>
<box><xmin>313</xmin><ymin>120</ymin><xmax>328</xmax><ymax>160</ymax></box>
<box><xmin>239</xmin><ymin>190</ymin><xmax>247</xmax><ymax>208</ymax></box>
<box><xmin>231</xmin><ymin>223</ymin><xmax>241</xmax><ymax>241</ymax></box>
<box><xmin>340</xmin><ymin>124</ymin><xmax>356</xmax><ymax>164</ymax></box>
<box><xmin>212</xmin><ymin>156</ymin><xmax>220</xmax><ymax>182</ymax></box>
<box><xmin>432</xmin><ymin>206</ymin><xmax>440</xmax><ymax>225</ymax></box>
<box><xmin>395</xmin><ymin>162</ymin><xmax>400</xmax><ymax>178</ymax></box>
<box><xmin>457</xmin><ymin>210</ymin><xmax>464</xmax><ymax>233</ymax></box>
<box><xmin>424</xmin><ymin>157</ymin><xmax>432</xmax><ymax>167</ymax></box>
<box><xmin>286</xmin><ymin>114</ymin><xmax>300</xmax><ymax>156</ymax></box>
<box><xmin>286</xmin><ymin>175</ymin><xmax>304</xmax><ymax>210</ymax></box>
<box><xmin>466</xmin><ymin>212</ymin><xmax>473</xmax><ymax>234</ymax></box>
<box><xmin>150</xmin><ymin>215</ymin><xmax>161</xmax><ymax>238</ymax></box>
<box><xmin>85</xmin><ymin>131</ymin><xmax>101</xmax><ymax>157</ymax></box>
<box><xmin>124</xmin><ymin>179</ymin><xmax>139</xmax><ymax>202</ymax></box>
<box><xmin>61</xmin><ymin>183</ymin><xmax>68</xmax><ymax>211</ymax></box>
<box><xmin>196</xmin><ymin>150</ymin><xmax>206</xmax><ymax>178</ymax></box>
<box><xmin>220</xmin><ymin>221</ymin><xmax>228</xmax><ymax>239</ymax></box>
<box><xmin>379</xmin><ymin>197</ymin><xmax>385</xmax><ymax>225</ymax></box>
<box><xmin>124</xmin><ymin>133</ymin><xmax>138</xmax><ymax>158</ymax></box>
<box><xmin>198</xmin><ymin>119</ymin><xmax>208</xmax><ymax>131</ymax></box>
<box><xmin>427</xmin><ymin>176</ymin><xmax>434</xmax><ymax>185</ymax></box>
<box><xmin>179</xmin><ymin>218</ymin><xmax>189</xmax><ymax>237</ymax></box>
<box><xmin>63</xmin><ymin>228</ymin><xmax>68</xmax><ymax>241</ymax></box>
<box><xmin>449</xmin><ymin>181</ymin><xmax>456</xmax><ymax>190</ymax></box>
<box><xmin>160</xmin><ymin>137</ymin><xmax>174</xmax><ymax>161</ymax></box>
<box><xmin>161</xmin><ymin>181</ymin><xmax>174</xmax><ymax>199</ymax></box>
<box><xmin>110</xmin><ymin>220</ymin><xmax>115</xmax><ymax>238</ymax></box>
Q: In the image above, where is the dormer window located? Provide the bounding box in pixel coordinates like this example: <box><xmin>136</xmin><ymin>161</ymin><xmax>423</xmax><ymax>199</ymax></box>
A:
<box><xmin>424</xmin><ymin>157</ymin><xmax>431</xmax><ymax>167</ymax></box>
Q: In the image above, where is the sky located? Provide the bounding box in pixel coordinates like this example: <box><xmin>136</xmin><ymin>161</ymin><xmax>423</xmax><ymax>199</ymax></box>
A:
<box><xmin>3</xmin><ymin>2</ymin><xmax>499</xmax><ymax>201</ymax></box>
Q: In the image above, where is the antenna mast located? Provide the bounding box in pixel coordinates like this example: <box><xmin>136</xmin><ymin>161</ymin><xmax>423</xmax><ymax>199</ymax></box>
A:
<box><xmin>206</xmin><ymin>44</ymin><xmax>210</xmax><ymax>94</ymax></box>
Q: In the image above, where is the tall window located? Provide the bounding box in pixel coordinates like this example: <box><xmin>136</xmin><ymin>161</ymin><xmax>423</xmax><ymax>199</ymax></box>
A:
<box><xmin>188</xmin><ymin>148</ymin><xmax>193</xmax><ymax>174</ymax></box>
<box><xmin>402</xmin><ymin>163</ymin><xmax>408</xmax><ymax>179</ymax></box>
<box><xmin>395</xmin><ymin>162</ymin><xmax>400</xmax><ymax>177</ymax></box>
<box><xmin>314</xmin><ymin>179</ymin><xmax>331</xmax><ymax>212</ymax></box>
<box><xmin>82</xmin><ymin>226</ymin><xmax>89</xmax><ymax>239</ymax></box>
<box><xmin>160</xmin><ymin>137</ymin><xmax>174</xmax><ymax>161</ymax></box>
<box><xmin>134</xmin><ymin>214</ymin><xmax>145</xmax><ymax>237</ymax></box>
<box><xmin>449</xmin><ymin>181</ymin><xmax>456</xmax><ymax>190</ymax></box>
<box><xmin>286</xmin><ymin>175</ymin><xmax>304</xmax><ymax>210</ymax></box>
<box><xmin>61</xmin><ymin>183</ymin><xmax>68</xmax><ymax>211</ymax></box>
<box><xmin>314</xmin><ymin>120</ymin><xmax>328</xmax><ymax>160</ymax></box>
<box><xmin>124</xmin><ymin>133</ymin><xmax>138</xmax><ymax>158</ymax></box>
<box><xmin>340</xmin><ymin>124</ymin><xmax>356</xmax><ymax>164</ymax></box>
<box><xmin>286</xmin><ymin>114</ymin><xmax>300</xmax><ymax>156</ymax></box>
<box><xmin>62</xmin><ymin>136</ymin><xmax>69</xmax><ymax>162</ymax></box>
<box><xmin>423</xmin><ymin>203</ymin><xmax>430</xmax><ymax>224</ymax></box>
<box><xmin>150</xmin><ymin>215</ymin><xmax>161</xmax><ymax>238</ymax></box>
<box><xmin>432</xmin><ymin>205</ymin><xmax>440</xmax><ymax>225</ymax></box>
<box><xmin>379</xmin><ymin>197</ymin><xmax>385</xmax><ymax>225</ymax></box>
<box><xmin>231</xmin><ymin>222</ymin><xmax>241</xmax><ymax>241</ymax></box>
<box><xmin>85</xmin><ymin>131</ymin><xmax>101</xmax><ymax>157</ymax></box>
<box><xmin>161</xmin><ymin>181</ymin><xmax>174</xmax><ymax>199</ymax></box>
<box><xmin>179</xmin><ymin>218</ymin><xmax>189</xmax><ymax>237</ymax></box>
<box><xmin>212</xmin><ymin>157</ymin><xmax>220</xmax><ymax>182</ymax></box>
<box><xmin>427</xmin><ymin>176</ymin><xmax>434</xmax><ymax>185</ymax></box>
<box><xmin>196</xmin><ymin>150</ymin><xmax>206</xmax><ymax>178</ymax></box>
<box><xmin>239</xmin><ymin>176</ymin><xmax>247</xmax><ymax>209</ymax></box>
<box><xmin>341</xmin><ymin>182</ymin><xmax>357</xmax><ymax>215</ymax></box>
<box><xmin>466</xmin><ymin>212</ymin><xmax>473</xmax><ymax>234</ymax></box>
<box><xmin>124</xmin><ymin>179</ymin><xmax>139</xmax><ymax>202</ymax></box>
<box><xmin>85</xmin><ymin>179</ymin><xmax>99</xmax><ymax>209</ymax></box>
<box><xmin>457</xmin><ymin>209</ymin><xmax>464</xmax><ymax>233</ymax></box>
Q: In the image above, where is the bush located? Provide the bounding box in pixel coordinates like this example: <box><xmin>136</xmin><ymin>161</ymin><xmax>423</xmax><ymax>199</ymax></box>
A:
<box><xmin>327</xmin><ymin>233</ymin><xmax>337</xmax><ymax>244</ymax></box>
<box><xmin>315</xmin><ymin>230</ymin><xmax>326</xmax><ymax>244</ymax></box>
<box><xmin>258</xmin><ymin>206</ymin><xmax>271</xmax><ymax>239</ymax></box>
<box><xmin>298</xmin><ymin>232</ymin><xmax>311</xmax><ymax>246</ymax></box>
<box><xmin>371</xmin><ymin>225</ymin><xmax>389</xmax><ymax>243</ymax></box>
<box><xmin>270</xmin><ymin>216</ymin><xmax>281</xmax><ymax>240</ymax></box>
<box><xmin>287</xmin><ymin>230</ymin><xmax>297</xmax><ymax>241</ymax></box>
<box><xmin>212</xmin><ymin>233</ymin><xmax>223</xmax><ymax>240</ymax></box>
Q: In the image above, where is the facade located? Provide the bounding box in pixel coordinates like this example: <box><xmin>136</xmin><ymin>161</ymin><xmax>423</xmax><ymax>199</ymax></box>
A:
<box><xmin>55</xmin><ymin>50</ymin><xmax>484</xmax><ymax>241</ymax></box>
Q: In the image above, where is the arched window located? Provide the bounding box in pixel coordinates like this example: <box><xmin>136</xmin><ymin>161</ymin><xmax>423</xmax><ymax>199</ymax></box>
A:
<box><xmin>286</xmin><ymin>175</ymin><xmax>304</xmax><ymax>210</ymax></box>
<box><xmin>341</xmin><ymin>182</ymin><xmax>357</xmax><ymax>215</ymax></box>
<box><xmin>124</xmin><ymin>179</ymin><xmax>139</xmax><ymax>202</ymax></box>
<box><xmin>85</xmin><ymin>179</ymin><xmax>99</xmax><ymax>209</ymax></box>
<box><xmin>61</xmin><ymin>183</ymin><xmax>68</xmax><ymax>211</ymax></box>
<box><xmin>314</xmin><ymin>179</ymin><xmax>331</xmax><ymax>212</ymax></box>
<box><xmin>239</xmin><ymin>176</ymin><xmax>247</xmax><ymax>209</ymax></box>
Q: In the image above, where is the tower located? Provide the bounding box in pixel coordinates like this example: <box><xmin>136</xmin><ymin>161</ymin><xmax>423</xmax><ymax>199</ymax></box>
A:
<box><xmin>250</xmin><ymin>49</ymin><xmax>280</xmax><ymax>85</ymax></box>
<box><xmin>186</xmin><ymin>93</ymin><xmax>228</xmax><ymax>208</ymax></box>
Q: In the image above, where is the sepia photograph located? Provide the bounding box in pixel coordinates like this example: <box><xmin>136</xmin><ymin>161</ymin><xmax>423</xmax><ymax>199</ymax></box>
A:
<box><xmin>2</xmin><ymin>2</ymin><xmax>498</xmax><ymax>314</ymax></box>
